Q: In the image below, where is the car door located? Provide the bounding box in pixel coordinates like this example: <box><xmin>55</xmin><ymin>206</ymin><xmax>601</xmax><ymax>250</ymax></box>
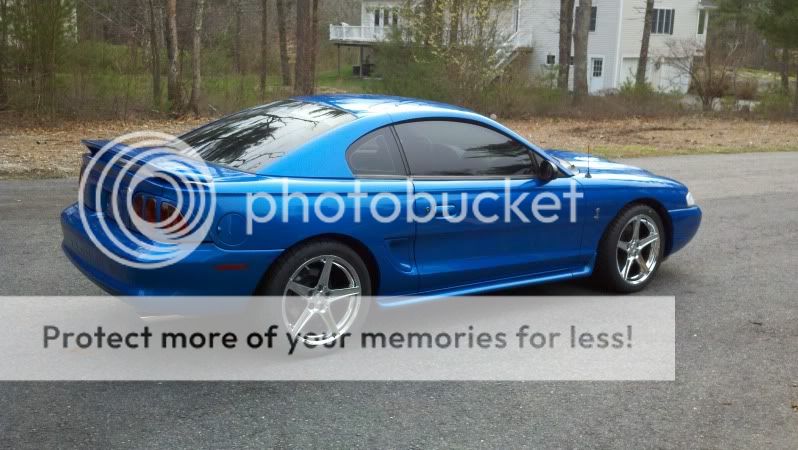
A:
<box><xmin>394</xmin><ymin>120</ymin><xmax>587</xmax><ymax>293</ymax></box>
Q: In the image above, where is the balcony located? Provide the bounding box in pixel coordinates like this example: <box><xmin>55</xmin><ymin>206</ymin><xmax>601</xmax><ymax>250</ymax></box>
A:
<box><xmin>329</xmin><ymin>24</ymin><xmax>390</xmax><ymax>44</ymax></box>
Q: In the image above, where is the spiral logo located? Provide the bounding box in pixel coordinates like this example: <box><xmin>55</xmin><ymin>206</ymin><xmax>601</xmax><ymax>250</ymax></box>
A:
<box><xmin>77</xmin><ymin>131</ymin><xmax>216</xmax><ymax>270</ymax></box>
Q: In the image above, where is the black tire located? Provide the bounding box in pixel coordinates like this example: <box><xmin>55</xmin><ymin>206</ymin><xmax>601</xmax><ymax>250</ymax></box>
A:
<box><xmin>254</xmin><ymin>239</ymin><xmax>372</xmax><ymax>349</ymax></box>
<box><xmin>594</xmin><ymin>204</ymin><xmax>665</xmax><ymax>293</ymax></box>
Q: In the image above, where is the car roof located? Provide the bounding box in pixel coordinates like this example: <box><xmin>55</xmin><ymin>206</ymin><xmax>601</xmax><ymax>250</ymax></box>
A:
<box><xmin>293</xmin><ymin>94</ymin><xmax>473</xmax><ymax>118</ymax></box>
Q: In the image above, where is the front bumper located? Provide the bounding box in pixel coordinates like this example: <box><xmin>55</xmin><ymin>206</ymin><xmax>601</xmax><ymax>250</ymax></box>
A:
<box><xmin>668</xmin><ymin>206</ymin><xmax>702</xmax><ymax>255</ymax></box>
<box><xmin>61</xmin><ymin>203</ymin><xmax>282</xmax><ymax>314</ymax></box>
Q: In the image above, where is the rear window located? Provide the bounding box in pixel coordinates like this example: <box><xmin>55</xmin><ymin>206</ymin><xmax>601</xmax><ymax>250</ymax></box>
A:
<box><xmin>179</xmin><ymin>100</ymin><xmax>355</xmax><ymax>172</ymax></box>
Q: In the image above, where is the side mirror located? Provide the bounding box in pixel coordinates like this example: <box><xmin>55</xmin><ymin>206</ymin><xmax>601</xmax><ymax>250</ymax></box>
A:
<box><xmin>538</xmin><ymin>160</ymin><xmax>557</xmax><ymax>182</ymax></box>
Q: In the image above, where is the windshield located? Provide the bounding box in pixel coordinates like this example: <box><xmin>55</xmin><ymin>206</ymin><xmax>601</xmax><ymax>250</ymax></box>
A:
<box><xmin>179</xmin><ymin>100</ymin><xmax>355</xmax><ymax>172</ymax></box>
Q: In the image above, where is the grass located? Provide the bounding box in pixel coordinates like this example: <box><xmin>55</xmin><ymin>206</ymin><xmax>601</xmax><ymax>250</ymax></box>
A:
<box><xmin>738</xmin><ymin>68</ymin><xmax>796</xmax><ymax>82</ymax></box>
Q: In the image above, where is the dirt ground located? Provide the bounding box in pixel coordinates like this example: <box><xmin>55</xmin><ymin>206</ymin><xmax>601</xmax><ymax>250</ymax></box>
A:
<box><xmin>1</xmin><ymin>115</ymin><xmax>796</xmax><ymax>179</ymax></box>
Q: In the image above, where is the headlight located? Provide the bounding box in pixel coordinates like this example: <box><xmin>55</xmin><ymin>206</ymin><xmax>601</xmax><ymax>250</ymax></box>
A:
<box><xmin>686</xmin><ymin>192</ymin><xmax>696</xmax><ymax>207</ymax></box>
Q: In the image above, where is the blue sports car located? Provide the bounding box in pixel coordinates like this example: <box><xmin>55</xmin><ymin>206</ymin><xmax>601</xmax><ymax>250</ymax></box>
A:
<box><xmin>61</xmin><ymin>94</ymin><xmax>701</xmax><ymax>342</ymax></box>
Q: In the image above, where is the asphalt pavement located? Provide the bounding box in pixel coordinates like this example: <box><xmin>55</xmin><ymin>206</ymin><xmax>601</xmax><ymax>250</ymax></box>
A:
<box><xmin>0</xmin><ymin>152</ymin><xmax>796</xmax><ymax>448</ymax></box>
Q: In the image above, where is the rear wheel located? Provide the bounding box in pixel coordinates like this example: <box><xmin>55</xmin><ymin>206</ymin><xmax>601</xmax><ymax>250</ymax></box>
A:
<box><xmin>595</xmin><ymin>205</ymin><xmax>664</xmax><ymax>293</ymax></box>
<box><xmin>256</xmin><ymin>240</ymin><xmax>372</xmax><ymax>346</ymax></box>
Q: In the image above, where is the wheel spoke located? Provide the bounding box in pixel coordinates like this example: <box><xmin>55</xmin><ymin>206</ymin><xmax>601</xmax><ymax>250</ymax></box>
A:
<box><xmin>617</xmin><ymin>240</ymin><xmax>630</xmax><ymax>252</ymax></box>
<box><xmin>327</xmin><ymin>286</ymin><xmax>360</xmax><ymax>303</ymax></box>
<box><xmin>636</xmin><ymin>254</ymin><xmax>649</xmax><ymax>275</ymax></box>
<box><xmin>317</xmin><ymin>258</ymin><xmax>333</xmax><ymax>288</ymax></box>
<box><xmin>320</xmin><ymin>309</ymin><xmax>339</xmax><ymax>336</ymax></box>
<box><xmin>290</xmin><ymin>308</ymin><xmax>313</xmax><ymax>336</ymax></box>
<box><xmin>638</xmin><ymin>234</ymin><xmax>659</xmax><ymax>249</ymax></box>
<box><xmin>632</xmin><ymin>218</ymin><xmax>641</xmax><ymax>241</ymax></box>
<box><xmin>621</xmin><ymin>257</ymin><xmax>634</xmax><ymax>280</ymax></box>
<box><xmin>287</xmin><ymin>281</ymin><xmax>313</xmax><ymax>298</ymax></box>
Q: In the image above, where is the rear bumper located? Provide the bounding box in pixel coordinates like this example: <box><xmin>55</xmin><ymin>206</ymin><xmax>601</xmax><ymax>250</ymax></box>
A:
<box><xmin>61</xmin><ymin>203</ymin><xmax>282</xmax><ymax>314</ymax></box>
<box><xmin>668</xmin><ymin>206</ymin><xmax>702</xmax><ymax>255</ymax></box>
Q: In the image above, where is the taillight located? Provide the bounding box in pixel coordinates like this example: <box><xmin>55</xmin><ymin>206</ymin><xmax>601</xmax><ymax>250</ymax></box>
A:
<box><xmin>132</xmin><ymin>194</ymin><xmax>185</xmax><ymax>233</ymax></box>
<box><xmin>144</xmin><ymin>197</ymin><xmax>157</xmax><ymax>223</ymax></box>
<box><xmin>132</xmin><ymin>195</ymin><xmax>144</xmax><ymax>218</ymax></box>
<box><xmin>159</xmin><ymin>202</ymin><xmax>186</xmax><ymax>231</ymax></box>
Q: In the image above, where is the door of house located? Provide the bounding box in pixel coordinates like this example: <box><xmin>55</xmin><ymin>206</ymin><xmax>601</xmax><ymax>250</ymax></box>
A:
<box><xmin>590</xmin><ymin>56</ymin><xmax>605</xmax><ymax>93</ymax></box>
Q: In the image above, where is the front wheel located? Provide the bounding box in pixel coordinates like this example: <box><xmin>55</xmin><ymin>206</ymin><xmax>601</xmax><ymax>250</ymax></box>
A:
<box><xmin>255</xmin><ymin>240</ymin><xmax>372</xmax><ymax>346</ymax></box>
<box><xmin>594</xmin><ymin>205</ymin><xmax>664</xmax><ymax>293</ymax></box>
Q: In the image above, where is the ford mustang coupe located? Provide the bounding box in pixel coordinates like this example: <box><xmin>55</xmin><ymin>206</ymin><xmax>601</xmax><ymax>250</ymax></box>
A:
<box><xmin>61</xmin><ymin>94</ymin><xmax>701</xmax><ymax>342</ymax></box>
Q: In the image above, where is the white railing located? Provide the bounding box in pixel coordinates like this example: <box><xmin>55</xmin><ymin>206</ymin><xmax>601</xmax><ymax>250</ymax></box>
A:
<box><xmin>329</xmin><ymin>24</ymin><xmax>389</xmax><ymax>43</ymax></box>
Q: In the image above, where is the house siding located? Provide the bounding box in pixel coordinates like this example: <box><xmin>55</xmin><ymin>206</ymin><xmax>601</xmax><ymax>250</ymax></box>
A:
<box><xmin>618</xmin><ymin>0</ymin><xmax>704</xmax><ymax>92</ymax></box>
<box><xmin>520</xmin><ymin>0</ymin><xmax>623</xmax><ymax>93</ymax></box>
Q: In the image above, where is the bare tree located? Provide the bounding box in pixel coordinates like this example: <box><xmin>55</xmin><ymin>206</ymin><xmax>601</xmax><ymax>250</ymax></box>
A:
<box><xmin>0</xmin><ymin>0</ymin><xmax>7</xmax><ymax>106</ymax></box>
<box><xmin>276</xmin><ymin>0</ymin><xmax>292</xmax><ymax>86</ymax></box>
<box><xmin>188</xmin><ymin>0</ymin><xmax>205</xmax><ymax>117</ymax></box>
<box><xmin>450</xmin><ymin>0</ymin><xmax>463</xmax><ymax>45</ymax></box>
<box><xmin>309</xmin><ymin>0</ymin><xmax>319</xmax><ymax>90</ymax></box>
<box><xmin>665</xmin><ymin>38</ymin><xmax>742</xmax><ymax>111</ymax></box>
<box><xmin>780</xmin><ymin>48</ymin><xmax>790</xmax><ymax>93</ymax></box>
<box><xmin>294</xmin><ymin>0</ymin><xmax>314</xmax><ymax>95</ymax></box>
<box><xmin>636</xmin><ymin>0</ymin><xmax>655</xmax><ymax>87</ymax></box>
<box><xmin>572</xmin><ymin>0</ymin><xmax>592</xmax><ymax>101</ymax></box>
<box><xmin>164</xmin><ymin>0</ymin><xmax>182</xmax><ymax>115</ymax></box>
<box><xmin>234</xmin><ymin>0</ymin><xmax>244</xmax><ymax>74</ymax></box>
<box><xmin>557</xmin><ymin>0</ymin><xmax>575</xmax><ymax>90</ymax></box>
<box><xmin>260</xmin><ymin>0</ymin><xmax>269</xmax><ymax>99</ymax></box>
<box><xmin>145</xmin><ymin>0</ymin><xmax>162</xmax><ymax>109</ymax></box>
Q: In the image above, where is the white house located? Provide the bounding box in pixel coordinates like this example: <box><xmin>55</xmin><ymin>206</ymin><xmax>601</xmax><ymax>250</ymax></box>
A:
<box><xmin>329</xmin><ymin>0</ymin><xmax>716</xmax><ymax>93</ymax></box>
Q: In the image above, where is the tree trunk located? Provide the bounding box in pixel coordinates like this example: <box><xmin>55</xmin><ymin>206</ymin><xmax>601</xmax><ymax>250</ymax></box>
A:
<box><xmin>794</xmin><ymin>61</ymin><xmax>798</xmax><ymax>116</ymax></box>
<box><xmin>450</xmin><ymin>0</ymin><xmax>462</xmax><ymax>46</ymax></box>
<box><xmin>164</xmin><ymin>0</ymin><xmax>181</xmax><ymax>115</ymax></box>
<box><xmin>260</xmin><ymin>0</ymin><xmax>269</xmax><ymax>99</ymax></box>
<box><xmin>188</xmin><ymin>0</ymin><xmax>205</xmax><ymax>117</ymax></box>
<box><xmin>636</xmin><ymin>0</ymin><xmax>655</xmax><ymax>87</ymax></box>
<box><xmin>146</xmin><ymin>0</ymin><xmax>161</xmax><ymax>108</ymax></box>
<box><xmin>780</xmin><ymin>48</ymin><xmax>790</xmax><ymax>93</ymax></box>
<box><xmin>557</xmin><ymin>0</ymin><xmax>575</xmax><ymax>90</ymax></box>
<box><xmin>0</xmin><ymin>0</ymin><xmax>8</xmax><ymax>106</ymax></box>
<box><xmin>234</xmin><ymin>0</ymin><xmax>244</xmax><ymax>74</ymax></box>
<box><xmin>276</xmin><ymin>0</ymin><xmax>292</xmax><ymax>86</ymax></box>
<box><xmin>294</xmin><ymin>0</ymin><xmax>313</xmax><ymax>95</ymax></box>
<box><xmin>309</xmin><ymin>0</ymin><xmax>319</xmax><ymax>91</ymax></box>
<box><xmin>422</xmin><ymin>0</ymin><xmax>433</xmax><ymax>46</ymax></box>
<box><xmin>572</xmin><ymin>0</ymin><xmax>592</xmax><ymax>101</ymax></box>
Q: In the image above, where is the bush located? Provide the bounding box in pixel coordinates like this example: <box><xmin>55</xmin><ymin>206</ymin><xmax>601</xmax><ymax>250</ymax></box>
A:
<box><xmin>734</xmin><ymin>79</ymin><xmax>759</xmax><ymax>101</ymax></box>
<box><xmin>756</xmin><ymin>88</ymin><xmax>793</xmax><ymax>119</ymax></box>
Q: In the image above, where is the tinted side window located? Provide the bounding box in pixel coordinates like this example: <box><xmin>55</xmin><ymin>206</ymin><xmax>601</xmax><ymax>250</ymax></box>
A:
<box><xmin>346</xmin><ymin>127</ymin><xmax>406</xmax><ymax>176</ymax></box>
<box><xmin>394</xmin><ymin>121</ymin><xmax>533</xmax><ymax>177</ymax></box>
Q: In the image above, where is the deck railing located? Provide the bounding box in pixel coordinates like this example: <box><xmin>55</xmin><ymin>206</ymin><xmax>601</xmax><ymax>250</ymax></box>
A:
<box><xmin>329</xmin><ymin>24</ymin><xmax>390</xmax><ymax>43</ymax></box>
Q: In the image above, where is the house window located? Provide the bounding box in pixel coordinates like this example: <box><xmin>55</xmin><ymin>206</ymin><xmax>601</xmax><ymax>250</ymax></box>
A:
<box><xmin>652</xmin><ymin>8</ymin><xmax>675</xmax><ymax>34</ymax></box>
<box><xmin>697</xmin><ymin>10</ymin><xmax>706</xmax><ymax>35</ymax></box>
<box><xmin>590</xmin><ymin>6</ymin><xmax>597</xmax><ymax>32</ymax></box>
<box><xmin>392</xmin><ymin>10</ymin><xmax>398</xmax><ymax>25</ymax></box>
<box><xmin>374</xmin><ymin>9</ymin><xmax>380</xmax><ymax>26</ymax></box>
<box><xmin>592</xmin><ymin>58</ymin><xmax>603</xmax><ymax>77</ymax></box>
<box><xmin>384</xmin><ymin>9</ymin><xmax>389</xmax><ymax>27</ymax></box>
<box><xmin>547</xmin><ymin>54</ymin><xmax>556</xmax><ymax>65</ymax></box>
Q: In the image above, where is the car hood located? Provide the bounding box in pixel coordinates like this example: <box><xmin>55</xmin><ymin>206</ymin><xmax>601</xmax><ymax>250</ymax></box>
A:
<box><xmin>545</xmin><ymin>149</ymin><xmax>655</xmax><ymax>176</ymax></box>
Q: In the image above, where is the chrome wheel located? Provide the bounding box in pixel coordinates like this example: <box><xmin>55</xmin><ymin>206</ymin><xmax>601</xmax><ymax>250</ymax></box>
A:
<box><xmin>616</xmin><ymin>214</ymin><xmax>661</xmax><ymax>285</ymax></box>
<box><xmin>282</xmin><ymin>255</ymin><xmax>362</xmax><ymax>345</ymax></box>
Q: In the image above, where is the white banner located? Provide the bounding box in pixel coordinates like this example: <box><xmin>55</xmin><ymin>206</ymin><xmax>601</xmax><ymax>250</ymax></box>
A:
<box><xmin>0</xmin><ymin>296</ymin><xmax>675</xmax><ymax>381</ymax></box>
